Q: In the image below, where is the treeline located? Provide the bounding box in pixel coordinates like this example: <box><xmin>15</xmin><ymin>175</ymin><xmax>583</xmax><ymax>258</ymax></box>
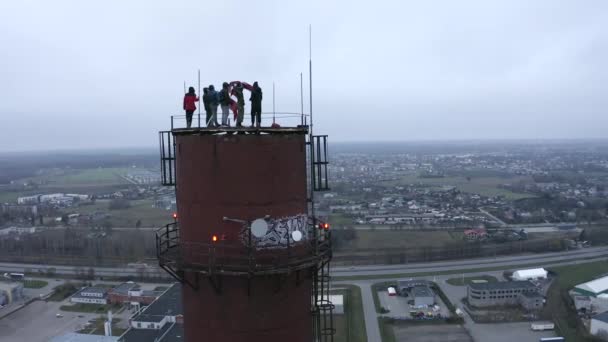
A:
<box><xmin>0</xmin><ymin>229</ymin><xmax>156</xmax><ymax>266</ymax></box>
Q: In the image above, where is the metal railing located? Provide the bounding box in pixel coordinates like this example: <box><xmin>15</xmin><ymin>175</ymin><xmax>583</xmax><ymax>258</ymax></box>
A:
<box><xmin>156</xmin><ymin>222</ymin><xmax>332</xmax><ymax>277</ymax></box>
<box><xmin>170</xmin><ymin>112</ymin><xmax>310</xmax><ymax>130</ymax></box>
<box><xmin>159</xmin><ymin>131</ymin><xmax>176</xmax><ymax>186</ymax></box>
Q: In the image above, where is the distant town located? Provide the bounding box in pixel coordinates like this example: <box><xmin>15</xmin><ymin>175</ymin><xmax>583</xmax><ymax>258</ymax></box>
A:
<box><xmin>1</xmin><ymin>141</ymin><xmax>608</xmax><ymax>341</ymax></box>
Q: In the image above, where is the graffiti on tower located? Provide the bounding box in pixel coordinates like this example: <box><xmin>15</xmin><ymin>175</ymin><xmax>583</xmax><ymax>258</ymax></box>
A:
<box><xmin>240</xmin><ymin>214</ymin><xmax>309</xmax><ymax>249</ymax></box>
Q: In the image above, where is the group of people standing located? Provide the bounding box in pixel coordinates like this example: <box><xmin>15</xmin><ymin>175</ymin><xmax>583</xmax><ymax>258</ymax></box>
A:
<box><xmin>183</xmin><ymin>81</ymin><xmax>263</xmax><ymax>128</ymax></box>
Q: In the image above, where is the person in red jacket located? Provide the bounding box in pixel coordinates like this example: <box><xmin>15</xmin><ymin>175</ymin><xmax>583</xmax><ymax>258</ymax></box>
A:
<box><xmin>183</xmin><ymin>87</ymin><xmax>199</xmax><ymax>128</ymax></box>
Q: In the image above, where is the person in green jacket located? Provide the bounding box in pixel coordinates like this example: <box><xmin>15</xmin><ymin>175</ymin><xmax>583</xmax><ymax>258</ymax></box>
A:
<box><xmin>234</xmin><ymin>83</ymin><xmax>245</xmax><ymax>127</ymax></box>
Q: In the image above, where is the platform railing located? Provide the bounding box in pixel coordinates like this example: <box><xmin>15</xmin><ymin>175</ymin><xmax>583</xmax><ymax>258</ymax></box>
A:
<box><xmin>170</xmin><ymin>112</ymin><xmax>310</xmax><ymax>130</ymax></box>
<box><xmin>156</xmin><ymin>222</ymin><xmax>332</xmax><ymax>276</ymax></box>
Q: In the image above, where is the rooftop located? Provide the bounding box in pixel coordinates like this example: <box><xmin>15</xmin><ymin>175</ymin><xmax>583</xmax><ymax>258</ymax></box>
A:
<box><xmin>469</xmin><ymin>281</ymin><xmax>536</xmax><ymax>291</ymax></box>
<box><xmin>120</xmin><ymin>322</ymin><xmax>179</xmax><ymax>342</ymax></box>
<box><xmin>575</xmin><ymin>275</ymin><xmax>608</xmax><ymax>294</ymax></box>
<box><xmin>132</xmin><ymin>283</ymin><xmax>181</xmax><ymax>323</ymax></box>
<box><xmin>50</xmin><ymin>333</ymin><xmax>119</xmax><ymax>342</ymax></box>
<box><xmin>593</xmin><ymin>311</ymin><xmax>608</xmax><ymax>323</ymax></box>
<box><xmin>412</xmin><ymin>286</ymin><xmax>434</xmax><ymax>297</ymax></box>
<box><xmin>109</xmin><ymin>282</ymin><xmax>138</xmax><ymax>295</ymax></box>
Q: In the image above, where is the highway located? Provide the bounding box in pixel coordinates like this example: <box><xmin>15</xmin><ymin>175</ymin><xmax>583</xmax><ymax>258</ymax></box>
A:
<box><xmin>2</xmin><ymin>247</ymin><xmax>608</xmax><ymax>342</ymax></box>
<box><xmin>331</xmin><ymin>246</ymin><xmax>608</xmax><ymax>277</ymax></box>
<box><xmin>0</xmin><ymin>246</ymin><xmax>606</xmax><ymax>280</ymax></box>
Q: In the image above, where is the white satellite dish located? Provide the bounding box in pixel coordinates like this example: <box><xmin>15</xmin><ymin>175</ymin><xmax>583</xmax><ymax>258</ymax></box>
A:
<box><xmin>251</xmin><ymin>219</ymin><xmax>269</xmax><ymax>238</ymax></box>
<box><xmin>291</xmin><ymin>230</ymin><xmax>303</xmax><ymax>242</ymax></box>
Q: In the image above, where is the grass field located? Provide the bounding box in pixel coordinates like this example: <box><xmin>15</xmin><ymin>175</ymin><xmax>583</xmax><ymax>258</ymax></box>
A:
<box><xmin>22</xmin><ymin>168</ymin><xmax>132</xmax><ymax>187</ymax></box>
<box><xmin>68</xmin><ymin>199</ymin><xmax>171</xmax><ymax>227</ymax></box>
<box><xmin>378</xmin><ymin>317</ymin><xmax>396</xmax><ymax>342</ymax></box>
<box><xmin>379</xmin><ymin>173</ymin><xmax>534</xmax><ymax>200</ymax></box>
<box><xmin>544</xmin><ymin>261</ymin><xmax>608</xmax><ymax>342</ymax></box>
<box><xmin>331</xmin><ymin>285</ymin><xmax>367</xmax><ymax>342</ymax></box>
<box><xmin>445</xmin><ymin>275</ymin><xmax>498</xmax><ymax>286</ymax></box>
<box><xmin>339</xmin><ymin>230</ymin><xmax>457</xmax><ymax>251</ymax></box>
<box><xmin>22</xmin><ymin>279</ymin><xmax>49</xmax><ymax>288</ymax></box>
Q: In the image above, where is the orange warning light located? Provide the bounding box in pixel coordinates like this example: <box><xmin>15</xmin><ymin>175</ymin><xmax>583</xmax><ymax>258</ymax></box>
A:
<box><xmin>172</xmin><ymin>212</ymin><xmax>178</xmax><ymax>220</ymax></box>
<box><xmin>212</xmin><ymin>235</ymin><xmax>218</xmax><ymax>242</ymax></box>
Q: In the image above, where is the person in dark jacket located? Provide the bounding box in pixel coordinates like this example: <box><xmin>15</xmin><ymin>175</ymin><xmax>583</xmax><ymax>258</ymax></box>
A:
<box><xmin>183</xmin><ymin>87</ymin><xmax>199</xmax><ymax>128</ymax></box>
<box><xmin>202</xmin><ymin>88</ymin><xmax>212</xmax><ymax>127</ymax></box>
<box><xmin>219</xmin><ymin>82</ymin><xmax>231</xmax><ymax>126</ymax></box>
<box><xmin>234</xmin><ymin>83</ymin><xmax>245</xmax><ymax>127</ymax></box>
<box><xmin>207</xmin><ymin>85</ymin><xmax>219</xmax><ymax>127</ymax></box>
<box><xmin>250</xmin><ymin>82</ymin><xmax>262</xmax><ymax>127</ymax></box>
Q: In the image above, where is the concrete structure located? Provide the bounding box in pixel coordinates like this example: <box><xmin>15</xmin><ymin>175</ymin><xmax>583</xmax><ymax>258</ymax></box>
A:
<box><xmin>0</xmin><ymin>281</ymin><xmax>23</xmax><ymax>305</ymax></box>
<box><xmin>575</xmin><ymin>276</ymin><xmax>608</xmax><ymax>297</ymax></box>
<box><xmin>119</xmin><ymin>283</ymin><xmax>183</xmax><ymax>342</ymax></box>
<box><xmin>156</xmin><ymin>126</ymin><xmax>332</xmax><ymax>342</ymax></box>
<box><xmin>467</xmin><ymin>281</ymin><xmax>538</xmax><ymax>308</ymax></box>
<box><xmin>590</xmin><ymin>311</ymin><xmax>608</xmax><ymax>339</ymax></box>
<box><xmin>512</xmin><ymin>268</ymin><xmax>548</xmax><ymax>281</ymax></box>
<box><xmin>412</xmin><ymin>286</ymin><xmax>435</xmax><ymax>307</ymax></box>
<box><xmin>518</xmin><ymin>291</ymin><xmax>544</xmax><ymax>311</ymax></box>
<box><xmin>70</xmin><ymin>287</ymin><xmax>108</xmax><ymax>305</ymax></box>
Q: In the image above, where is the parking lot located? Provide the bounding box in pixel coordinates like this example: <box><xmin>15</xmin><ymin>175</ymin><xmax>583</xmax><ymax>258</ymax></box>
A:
<box><xmin>393</xmin><ymin>323</ymin><xmax>473</xmax><ymax>342</ymax></box>
<box><xmin>378</xmin><ymin>289</ymin><xmax>450</xmax><ymax>319</ymax></box>
<box><xmin>0</xmin><ymin>299</ymin><xmax>97</xmax><ymax>342</ymax></box>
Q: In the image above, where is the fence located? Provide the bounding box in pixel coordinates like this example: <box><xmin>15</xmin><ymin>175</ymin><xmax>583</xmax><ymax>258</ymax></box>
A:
<box><xmin>170</xmin><ymin>112</ymin><xmax>310</xmax><ymax>130</ymax></box>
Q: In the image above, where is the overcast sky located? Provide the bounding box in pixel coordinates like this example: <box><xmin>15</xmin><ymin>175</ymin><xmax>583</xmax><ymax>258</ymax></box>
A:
<box><xmin>1</xmin><ymin>0</ymin><xmax>607</xmax><ymax>151</ymax></box>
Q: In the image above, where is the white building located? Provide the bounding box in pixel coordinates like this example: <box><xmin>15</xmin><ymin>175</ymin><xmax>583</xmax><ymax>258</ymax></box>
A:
<box><xmin>574</xmin><ymin>276</ymin><xmax>608</xmax><ymax>297</ymax></box>
<box><xmin>591</xmin><ymin>311</ymin><xmax>608</xmax><ymax>339</ymax></box>
<box><xmin>17</xmin><ymin>195</ymin><xmax>40</xmax><ymax>205</ymax></box>
<box><xmin>0</xmin><ymin>227</ymin><xmax>36</xmax><ymax>236</ymax></box>
<box><xmin>512</xmin><ymin>268</ymin><xmax>548</xmax><ymax>281</ymax></box>
<box><xmin>70</xmin><ymin>287</ymin><xmax>108</xmax><ymax>305</ymax></box>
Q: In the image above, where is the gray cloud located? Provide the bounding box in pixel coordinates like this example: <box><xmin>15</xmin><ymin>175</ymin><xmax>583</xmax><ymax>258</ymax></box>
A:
<box><xmin>0</xmin><ymin>0</ymin><xmax>607</xmax><ymax>151</ymax></box>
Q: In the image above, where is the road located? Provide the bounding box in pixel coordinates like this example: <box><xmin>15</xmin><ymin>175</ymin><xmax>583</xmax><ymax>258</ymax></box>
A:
<box><xmin>332</xmin><ymin>246</ymin><xmax>608</xmax><ymax>277</ymax></box>
<box><xmin>335</xmin><ymin>254</ymin><xmax>608</xmax><ymax>342</ymax></box>
<box><xmin>1</xmin><ymin>247</ymin><xmax>608</xmax><ymax>341</ymax></box>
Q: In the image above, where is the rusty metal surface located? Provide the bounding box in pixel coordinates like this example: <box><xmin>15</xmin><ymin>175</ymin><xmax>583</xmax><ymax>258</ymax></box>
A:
<box><xmin>182</xmin><ymin>272</ymin><xmax>313</xmax><ymax>342</ymax></box>
<box><xmin>174</xmin><ymin>133</ymin><xmax>312</xmax><ymax>342</ymax></box>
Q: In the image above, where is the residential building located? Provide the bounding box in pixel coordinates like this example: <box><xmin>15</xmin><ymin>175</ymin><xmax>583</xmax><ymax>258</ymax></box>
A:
<box><xmin>107</xmin><ymin>282</ymin><xmax>161</xmax><ymax>305</ymax></box>
<box><xmin>70</xmin><ymin>287</ymin><xmax>108</xmax><ymax>305</ymax></box>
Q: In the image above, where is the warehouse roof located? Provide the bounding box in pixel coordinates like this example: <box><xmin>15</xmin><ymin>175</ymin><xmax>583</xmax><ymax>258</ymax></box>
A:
<box><xmin>575</xmin><ymin>275</ymin><xmax>608</xmax><ymax>295</ymax></box>
<box><xmin>132</xmin><ymin>283</ymin><xmax>181</xmax><ymax>322</ymax></box>
<box><xmin>412</xmin><ymin>286</ymin><xmax>434</xmax><ymax>297</ymax></box>
<box><xmin>49</xmin><ymin>333</ymin><xmax>118</xmax><ymax>342</ymax></box>
<box><xmin>512</xmin><ymin>268</ymin><xmax>547</xmax><ymax>280</ymax></box>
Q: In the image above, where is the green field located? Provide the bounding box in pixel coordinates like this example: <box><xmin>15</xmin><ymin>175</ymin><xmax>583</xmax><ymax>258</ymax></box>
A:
<box><xmin>545</xmin><ymin>261</ymin><xmax>608</xmax><ymax>342</ymax></box>
<box><xmin>445</xmin><ymin>275</ymin><xmax>498</xmax><ymax>286</ymax></box>
<box><xmin>332</xmin><ymin>285</ymin><xmax>367</xmax><ymax>342</ymax></box>
<box><xmin>379</xmin><ymin>173</ymin><xmax>534</xmax><ymax>200</ymax></box>
<box><xmin>68</xmin><ymin>199</ymin><xmax>172</xmax><ymax>227</ymax></box>
<box><xmin>338</xmin><ymin>230</ymin><xmax>457</xmax><ymax>251</ymax></box>
<box><xmin>22</xmin><ymin>168</ymin><xmax>131</xmax><ymax>187</ymax></box>
<box><xmin>22</xmin><ymin>279</ymin><xmax>49</xmax><ymax>289</ymax></box>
